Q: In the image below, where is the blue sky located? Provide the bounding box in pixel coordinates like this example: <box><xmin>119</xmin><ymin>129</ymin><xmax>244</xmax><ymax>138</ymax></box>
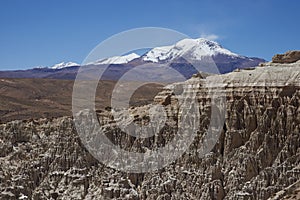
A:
<box><xmin>0</xmin><ymin>0</ymin><xmax>299</xmax><ymax>70</ymax></box>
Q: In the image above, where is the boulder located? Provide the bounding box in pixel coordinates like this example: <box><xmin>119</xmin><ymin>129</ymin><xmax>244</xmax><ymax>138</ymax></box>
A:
<box><xmin>272</xmin><ymin>50</ymin><xmax>300</xmax><ymax>63</ymax></box>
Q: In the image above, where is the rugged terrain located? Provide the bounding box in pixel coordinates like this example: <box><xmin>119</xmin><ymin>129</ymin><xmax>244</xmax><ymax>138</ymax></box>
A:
<box><xmin>0</xmin><ymin>54</ymin><xmax>299</xmax><ymax>199</ymax></box>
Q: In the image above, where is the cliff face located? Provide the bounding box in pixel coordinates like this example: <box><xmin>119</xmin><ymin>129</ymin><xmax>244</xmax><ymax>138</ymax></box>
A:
<box><xmin>0</xmin><ymin>61</ymin><xmax>300</xmax><ymax>200</ymax></box>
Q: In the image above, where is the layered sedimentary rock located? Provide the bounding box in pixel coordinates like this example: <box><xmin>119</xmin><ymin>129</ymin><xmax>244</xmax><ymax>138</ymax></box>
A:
<box><xmin>0</xmin><ymin>61</ymin><xmax>300</xmax><ymax>199</ymax></box>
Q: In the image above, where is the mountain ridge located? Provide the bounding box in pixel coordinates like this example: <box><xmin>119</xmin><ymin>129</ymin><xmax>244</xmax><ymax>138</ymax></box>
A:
<box><xmin>0</xmin><ymin>38</ymin><xmax>266</xmax><ymax>79</ymax></box>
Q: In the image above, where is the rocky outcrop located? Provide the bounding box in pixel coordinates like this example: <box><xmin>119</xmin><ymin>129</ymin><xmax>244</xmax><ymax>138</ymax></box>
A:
<box><xmin>268</xmin><ymin>180</ymin><xmax>300</xmax><ymax>200</ymax></box>
<box><xmin>272</xmin><ymin>50</ymin><xmax>300</xmax><ymax>64</ymax></box>
<box><xmin>0</xmin><ymin>62</ymin><xmax>300</xmax><ymax>199</ymax></box>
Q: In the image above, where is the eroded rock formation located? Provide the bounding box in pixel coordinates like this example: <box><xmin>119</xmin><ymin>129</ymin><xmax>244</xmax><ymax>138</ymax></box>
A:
<box><xmin>0</xmin><ymin>61</ymin><xmax>299</xmax><ymax>199</ymax></box>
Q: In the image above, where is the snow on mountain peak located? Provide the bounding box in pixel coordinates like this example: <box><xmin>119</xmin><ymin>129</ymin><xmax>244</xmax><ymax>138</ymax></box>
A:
<box><xmin>51</xmin><ymin>62</ymin><xmax>79</xmax><ymax>69</ymax></box>
<box><xmin>143</xmin><ymin>38</ymin><xmax>238</xmax><ymax>63</ymax></box>
<box><xmin>96</xmin><ymin>53</ymin><xmax>140</xmax><ymax>65</ymax></box>
<box><xmin>48</xmin><ymin>38</ymin><xmax>239</xmax><ymax>69</ymax></box>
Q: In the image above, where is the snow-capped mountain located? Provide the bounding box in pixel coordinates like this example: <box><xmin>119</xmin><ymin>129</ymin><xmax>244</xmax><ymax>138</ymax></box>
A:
<box><xmin>139</xmin><ymin>38</ymin><xmax>264</xmax><ymax>73</ymax></box>
<box><xmin>47</xmin><ymin>38</ymin><xmax>262</xmax><ymax>73</ymax></box>
<box><xmin>143</xmin><ymin>38</ymin><xmax>239</xmax><ymax>63</ymax></box>
<box><xmin>51</xmin><ymin>62</ymin><xmax>80</xmax><ymax>69</ymax></box>
<box><xmin>0</xmin><ymin>38</ymin><xmax>265</xmax><ymax>79</ymax></box>
<box><xmin>95</xmin><ymin>53</ymin><xmax>140</xmax><ymax>65</ymax></box>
